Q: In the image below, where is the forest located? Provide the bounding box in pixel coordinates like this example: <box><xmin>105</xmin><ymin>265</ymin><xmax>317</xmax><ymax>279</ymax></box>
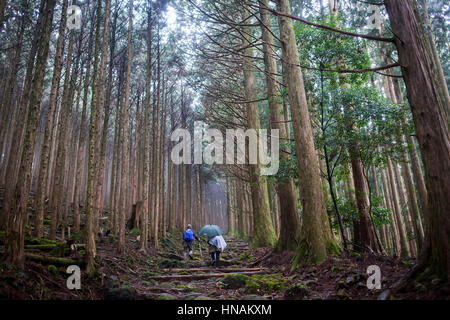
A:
<box><xmin>0</xmin><ymin>0</ymin><xmax>449</xmax><ymax>303</ymax></box>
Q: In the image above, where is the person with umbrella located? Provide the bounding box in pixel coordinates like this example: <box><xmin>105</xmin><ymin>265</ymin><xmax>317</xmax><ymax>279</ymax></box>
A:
<box><xmin>198</xmin><ymin>225</ymin><xmax>227</xmax><ymax>268</ymax></box>
<box><xmin>183</xmin><ymin>224</ymin><xmax>200</xmax><ymax>260</ymax></box>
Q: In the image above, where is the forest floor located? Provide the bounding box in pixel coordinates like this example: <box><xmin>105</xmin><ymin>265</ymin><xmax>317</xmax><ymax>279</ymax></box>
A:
<box><xmin>0</xmin><ymin>229</ymin><xmax>448</xmax><ymax>300</ymax></box>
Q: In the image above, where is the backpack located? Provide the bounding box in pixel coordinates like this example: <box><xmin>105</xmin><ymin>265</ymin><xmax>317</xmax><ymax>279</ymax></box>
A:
<box><xmin>184</xmin><ymin>229</ymin><xmax>194</xmax><ymax>241</ymax></box>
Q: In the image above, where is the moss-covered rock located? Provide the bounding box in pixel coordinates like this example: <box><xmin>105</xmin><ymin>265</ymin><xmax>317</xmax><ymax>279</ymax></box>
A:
<box><xmin>284</xmin><ymin>283</ymin><xmax>310</xmax><ymax>299</ymax></box>
<box><xmin>47</xmin><ymin>265</ymin><xmax>58</xmax><ymax>275</ymax></box>
<box><xmin>221</xmin><ymin>273</ymin><xmax>251</xmax><ymax>289</ymax></box>
<box><xmin>251</xmin><ymin>274</ymin><xmax>286</xmax><ymax>293</ymax></box>
<box><xmin>222</xmin><ymin>273</ymin><xmax>286</xmax><ymax>294</ymax></box>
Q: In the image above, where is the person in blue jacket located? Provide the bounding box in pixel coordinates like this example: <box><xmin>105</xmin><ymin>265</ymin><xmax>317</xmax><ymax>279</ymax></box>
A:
<box><xmin>183</xmin><ymin>224</ymin><xmax>200</xmax><ymax>260</ymax></box>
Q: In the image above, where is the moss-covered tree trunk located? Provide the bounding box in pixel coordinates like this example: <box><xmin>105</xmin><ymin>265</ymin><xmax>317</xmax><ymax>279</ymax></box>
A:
<box><xmin>259</xmin><ymin>0</ymin><xmax>300</xmax><ymax>252</ymax></box>
<box><xmin>118</xmin><ymin>0</ymin><xmax>133</xmax><ymax>254</ymax></box>
<box><xmin>35</xmin><ymin>0</ymin><xmax>68</xmax><ymax>239</ymax></box>
<box><xmin>93</xmin><ymin>0</ymin><xmax>113</xmax><ymax>235</ymax></box>
<box><xmin>1</xmin><ymin>0</ymin><xmax>45</xmax><ymax>231</ymax></box>
<box><xmin>73</xmin><ymin>2</ymin><xmax>95</xmax><ymax>232</ymax></box>
<box><xmin>241</xmin><ymin>11</ymin><xmax>277</xmax><ymax>248</ymax></box>
<box><xmin>385</xmin><ymin>0</ymin><xmax>450</xmax><ymax>281</ymax></box>
<box><xmin>275</xmin><ymin>0</ymin><xmax>334</xmax><ymax>264</ymax></box>
<box><xmin>5</xmin><ymin>0</ymin><xmax>56</xmax><ymax>266</ymax></box>
<box><xmin>139</xmin><ymin>5</ymin><xmax>152</xmax><ymax>252</ymax></box>
<box><xmin>85</xmin><ymin>0</ymin><xmax>106</xmax><ymax>272</ymax></box>
<box><xmin>50</xmin><ymin>23</ymin><xmax>75</xmax><ymax>240</ymax></box>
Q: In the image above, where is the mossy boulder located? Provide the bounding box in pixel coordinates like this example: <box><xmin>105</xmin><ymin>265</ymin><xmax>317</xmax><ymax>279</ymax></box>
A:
<box><xmin>247</xmin><ymin>274</ymin><xmax>286</xmax><ymax>294</ymax></box>
<box><xmin>47</xmin><ymin>265</ymin><xmax>58</xmax><ymax>275</ymax></box>
<box><xmin>222</xmin><ymin>273</ymin><xmax>286</xmax><ymax>294</ymax></box>
<box><xmin>284</xmin><ymin>283</ymin><xmax>310</xmax><ymax>299</ymax></box>
<box><xmin>221</xmin><ymin>273</ymin><xmax>250</xmax><ymax>289</ymax></box>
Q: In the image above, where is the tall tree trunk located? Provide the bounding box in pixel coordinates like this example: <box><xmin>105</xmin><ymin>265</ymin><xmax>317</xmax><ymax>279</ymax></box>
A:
<box><xmin>392</xmin><ymin>77</ymin><xmax>428</xmax><ymax>223</ymax></box>
<box><xmin>242</xmin><ymin>9</ymin><xmax>276</xmax><ymax>247</ymax></box>
<box><xmin>379</xmin><ymin>166</ymin><xmax>399</xmax><ymax>255</ymax></box>
<box><xmin>36</xmin><ymin>0</ymin><xmax>69</xmax><ymax>238</ymax></box>
<box><xmin>387</xmin><ymin>157</ymin><xmax>410</xmax><ymax>258</ymax></box>
<box><xmin>419</xmin><ymin>0</ymin><xmax>450</xmax><ymax>123</ymax></box>
<box><xmin>73</xmin><ymin>1</ymin><xmax>95</xmax><ymax>232</ymax></box>
<box><xmin>385</xmin><ymin>0</ymin><xmax>450</xmax><ymax>280</ymax></box>
<box><xmin>50</xmin><ymin>26</ymin><xmax>75</xmax><ymax>240</ymax></box>
<box><xmin>84</xmin><ymin>0</ymin><xmax>105</xmax><ymax>272</ymax></box>
<box><xmin>140</xmin><ymin>5</ymin><xmax>152</xmax><ymax>252</ymax></box>
<box><xmin>118</xmin><ymin>0</ymin><xmax>133</xmax><ymax>254</ymax></box>
<box><xmin>276</xmin><ymin>0</ymin><xmax>334</xmax><ymax>264</ymax></box>
<box><xmin>1</xmin><ymin>0</ymin><xmax>45</xmax><ymax>231</ymax></box>
<box><xmin>93</xmin><ymin>0</ymin><xmax>113</xmax><ymax>235</ymax></box>
<box><xmin>5</xmin><ymin>0</ymin><xmax>56</xmax><ymax>266</ymax></box>
<box><xmin>259</xmin><ymin>0</ymin><xmax>300</xmax><ymax>251</ymax></box>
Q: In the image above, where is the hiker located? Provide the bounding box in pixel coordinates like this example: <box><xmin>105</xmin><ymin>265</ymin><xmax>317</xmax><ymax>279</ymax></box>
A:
<box><xmin>207</xmin><ymin>235</ymin><xmax>227</xmax><ymax>268</ymax></box>
<box><xmin>183</xmin><ymin>224</ymin><xmax>200</xmax><ymax>260</ymax></box>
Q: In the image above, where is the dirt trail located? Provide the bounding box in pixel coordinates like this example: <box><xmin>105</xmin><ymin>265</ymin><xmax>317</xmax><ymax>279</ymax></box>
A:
<box><xmin>127</xmin><ymin>235</ymin><xmax>281</xmax><ymax>300</ymax></box>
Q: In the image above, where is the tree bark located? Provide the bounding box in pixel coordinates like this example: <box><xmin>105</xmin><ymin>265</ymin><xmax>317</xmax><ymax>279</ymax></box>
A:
<box><xmin>259</xmin><ymin>0</ymin><xmax>300</xmax><ymax>252</ymax></box>
<box><xmin>385</xmin><ymin>0</ymin><xmax>450</xmax><ymax>280</ymax></box>
<box><xmin>118</xmin><ymin>0</ymin><xmax>133</xmax><ymax>254</ymax></box>
<box><xmin>242</xmin><ymin>8</ymin><xmax>277</xmax><ymax>247</ymax></box>
<box><xmin>5</xmin><ymin>0</ymin><xmax>56</xmax><ymax>266</ymax></box>
<box><xmin>276</xmin><ymin>0</ymin><xmax>333</xmax><ymax>264</ymax></box>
